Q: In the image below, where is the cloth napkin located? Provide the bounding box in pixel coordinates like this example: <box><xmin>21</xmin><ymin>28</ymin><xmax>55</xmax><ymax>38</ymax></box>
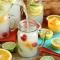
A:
<box><xmin>0</xmin><ymin>29</ymin><xmax>18</xmax><ymax>42</ymax></box>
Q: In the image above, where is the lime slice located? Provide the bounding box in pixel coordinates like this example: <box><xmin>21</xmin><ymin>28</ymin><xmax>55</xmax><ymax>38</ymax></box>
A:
<box><xmin>2</xmin><ymin>42</ymin><xmax>16</xmax><ymax>52</ymax></box>
<box><xmin>40</xmin><ymin>56</ymin><xmax>54</xmax><ymax>60</ymax></box>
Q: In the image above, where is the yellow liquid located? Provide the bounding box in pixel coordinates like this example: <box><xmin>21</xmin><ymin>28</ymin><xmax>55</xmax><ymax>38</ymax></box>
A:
<box><xmin>0</xmin><ymin>16</ymin><xmax>6</xmax><ymax>24</ymax></box>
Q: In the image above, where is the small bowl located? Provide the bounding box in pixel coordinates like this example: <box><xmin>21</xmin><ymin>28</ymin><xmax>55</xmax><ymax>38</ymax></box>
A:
<box><xmin>51</xmin><ymin>38</ymin><xmax>60</xmax><ymax>50</ymax></box>
<box><xmin>47</xmin><ymin>15</ymin><xmax>60</xmax><ymax>32</ymax></box>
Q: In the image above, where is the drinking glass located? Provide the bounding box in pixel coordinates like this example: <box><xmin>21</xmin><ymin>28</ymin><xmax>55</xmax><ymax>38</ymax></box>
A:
<box><xmin>27</xmin><ymin>0</ymin><xmax>43</xmax><ymax>24</ymax></box>
<box><xmin>17</xmin><ymin>20</ymin><xmax>38</xmax><ymax>57</ymax></box>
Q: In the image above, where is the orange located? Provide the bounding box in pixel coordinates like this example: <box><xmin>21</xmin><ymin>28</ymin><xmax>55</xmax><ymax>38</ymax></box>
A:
<box><xmin>25</xmin><ymin>43</ymin><xmax>33</xmax><ymax>49</ymax></box>
<box><xmin>0</xmin><ymin>49</ymin><xmax>12</xmax><ymax>60</ymax></box>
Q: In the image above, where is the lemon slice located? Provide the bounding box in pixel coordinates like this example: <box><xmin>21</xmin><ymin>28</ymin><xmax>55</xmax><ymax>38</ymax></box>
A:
<box><xmin>28</xmin><ymin>4</ymin><xmax>43</xmax><ymax>16</ymax></box>
<box><xmin>40</xmin><ymin>56</ymin><xmax>54</xmax><ymax>60</ymax></box>
<box><xmin>0</xmin><ymin>49</ymin><xmax>12</xmax><ymax>60</ymax></box>
<box><xmin>51</xmin><ymin>38</ymin><xmax>60</xmax><ymax>50</ymax></box>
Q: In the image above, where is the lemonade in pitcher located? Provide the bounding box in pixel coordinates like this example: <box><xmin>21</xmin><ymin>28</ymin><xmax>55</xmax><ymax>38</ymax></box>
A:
<box><xmin>0</xmin><ymin>0</ymin><xmax>16</xmax><ymax>38</ymax></box>
<box><xmin>18</xmin><ymin>20</ymin><xmax>38</xmax><ymax>57</ymax></box>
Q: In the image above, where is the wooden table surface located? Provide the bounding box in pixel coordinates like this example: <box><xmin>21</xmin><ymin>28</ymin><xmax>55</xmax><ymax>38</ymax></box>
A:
<box><xmin>12</xmin><ymin>51</ymin><xmax>60</xmax><ymax>60</ymax></box>
<box><xmin>12</xmin><ymin>52</ymin><xmax>36</xmax><ymax>60</ymax></box>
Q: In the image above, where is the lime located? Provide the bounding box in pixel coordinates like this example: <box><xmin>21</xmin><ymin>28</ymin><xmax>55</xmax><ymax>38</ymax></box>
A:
<box><xmin>2</xmin><ymin>42</ymin><xmax>16</xmax><ymax>52</ymax></box>
<box><xmin>40</xmin><ymin>56</ymin><xmax>54</xmax><ymax>60</ymax></box>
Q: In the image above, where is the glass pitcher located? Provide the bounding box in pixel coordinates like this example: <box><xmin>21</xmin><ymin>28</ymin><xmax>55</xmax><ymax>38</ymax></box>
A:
<box><xmin>0</xmin><ymin>0</ymin><xmax>16</xmax><ymax>38</ymax></box>
<box><xmin>9</xmin><ymin>0</ymin><xmax>28</xmax><ymax>31</ymax></box>
<box><xmin>0</xmin><ymin>0</ymin><xmax>28</xmax><ymax>38</ymax></box>
<box><xmin>8</xmin><ymin>0</ymin><xmax>20</xmax><ymax>31</ymax></box>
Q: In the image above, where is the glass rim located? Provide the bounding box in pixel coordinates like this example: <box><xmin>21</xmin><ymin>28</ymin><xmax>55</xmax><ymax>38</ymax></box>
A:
<box><xmin>18</xmin><ymin>20</ymin><xmax>38</xmax><ymax>33</ymax></box>
<box><xmin>19</xmin><ymin>28</ymin><xmax>37</xmax><ymax>33</ymax></box>
<box><xmin>47</xmin><ymin>15</ymin><xmax>60</xmax><ymax>21</ymax></box>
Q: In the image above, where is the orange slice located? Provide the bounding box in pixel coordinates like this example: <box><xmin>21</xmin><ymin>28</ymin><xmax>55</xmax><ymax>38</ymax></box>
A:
<box><xmin>0</xmin><ymin>49</ymin><xmax>12</xmax><ymax>60</ymax></box>
<box><xmin>25</xmin><ymin>43</ymin><xmax>33</xmax><ymax>49</ymax></box>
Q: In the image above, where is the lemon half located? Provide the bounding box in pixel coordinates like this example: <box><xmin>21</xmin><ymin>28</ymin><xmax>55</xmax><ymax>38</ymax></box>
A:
<box><xmin>0</xmin><ymin>49</ymin><xmax>12</xmax><ymax>60</ymax></box>
<box><xmin>51</xmin><ymin>38</ymin><xmax>60</xmax><ymax>50</ymax></box>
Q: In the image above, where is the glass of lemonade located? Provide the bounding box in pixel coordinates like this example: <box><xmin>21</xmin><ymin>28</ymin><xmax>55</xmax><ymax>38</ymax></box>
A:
<box><xmin>17</xmin><ymin>20</ymin><xmax>38</xmax><ymax>57</ymax></box>
<box><xmin>27</xmin><ymin>0</ymin><xmax>43</xmax><ymax>24</ymax></box>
